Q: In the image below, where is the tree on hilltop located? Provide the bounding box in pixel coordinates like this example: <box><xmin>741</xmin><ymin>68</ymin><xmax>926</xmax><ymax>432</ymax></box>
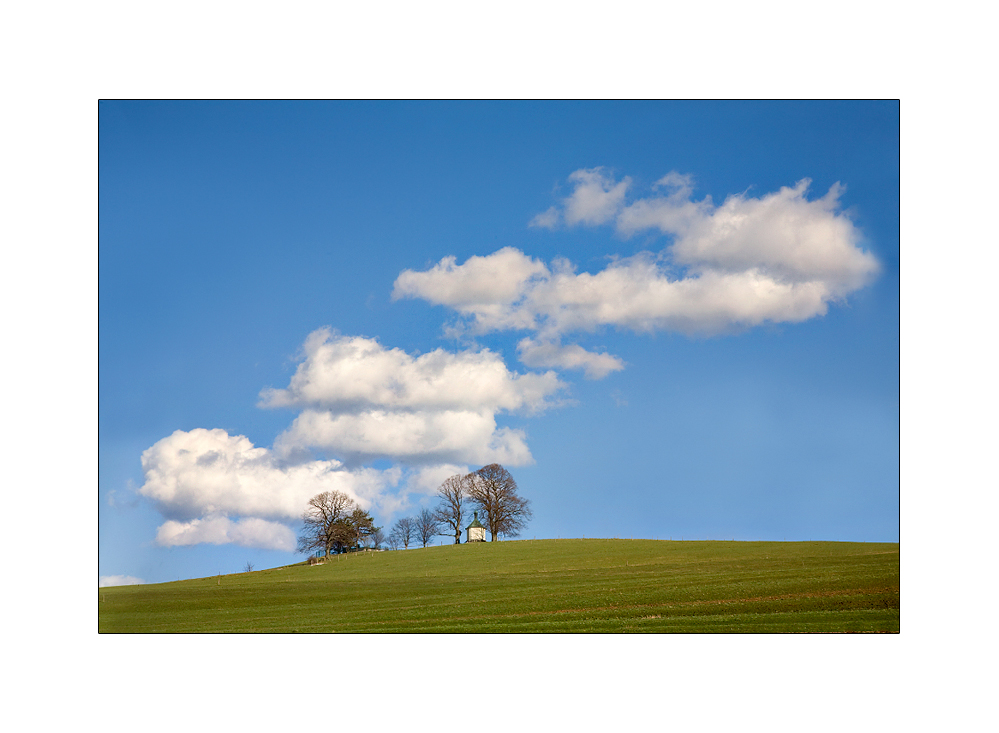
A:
<box><xmin>434</xmin><ymin>473</ymin><xmax>470</xmax><ymax>544</ymax></box>
<box><xmin>297</xmin><ymin>490</ymin><xmax>356</xmax><ymax>558</ymax></box>
<box><xmin>389</xmin><ymin>516</ymin><xmax>415</xmax><ymax>549</ymax></box>
<box><xmin>342</xmin><ymin>507</ymin><xmax>378</xmax><ymax>551</ymax></box>
<box><xmin>415</xmin><ymin>507</ymin><xmax>441</xmax><ymax>548</ymax></box>
<box><xmin>468</xmin><ymin>464</ymin><xmax>532</xmax><ymax>541</ymax></box>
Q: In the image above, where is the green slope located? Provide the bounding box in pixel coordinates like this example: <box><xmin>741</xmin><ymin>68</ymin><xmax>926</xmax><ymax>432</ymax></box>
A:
<box><xmin>98</xmin><ymin>539</ymin><xmax>899</xmax><ymax>633</ymax></box>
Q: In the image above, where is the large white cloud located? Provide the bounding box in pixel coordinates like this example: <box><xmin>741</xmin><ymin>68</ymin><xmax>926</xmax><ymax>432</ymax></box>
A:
<box><xmin>137</xmin><ymin>425</ymin><xmax>469</xmax><ymax>549</ymax></box>
<box><xmin>393</xmin><ymin>170</ymin><xmax>879</xmax><ymax>374</ymax></box>
<box><xmin>261</xmin><ymin>329</ymin><xmax>563</xmax><ymax>467</ymax></box>
<box><xmin>138</xmin><ymin>428</ymin><xmax>395</xmax><ymax>521</ymax></box>
<box><xmin>260</xmin><ymin>328</ymin><xmax>561</xmax><ymax>415</ymax></box>
<box><xmin>619</xmin><ymin>175</ymin><xmax>876</xmax><ymax>293</ymax></box>
<box><xmin>137</xmin><ymin>428</ymin><xmax>405</xmax><ymax>549</ymax></box>
<box><xmin>393</xmin><ymin>248</ymin><xmax>548</xmax><ymax>332</ymax></box>
<box><xmin>393</xmin><ymin>247</ymin><xmax>549</xmax><ymax>334</ymax></box>
<box><xmin>529</xmin><ymin>253</ymin><xmax>839</xmax><ymax>334</ymax></box>
<box><xmin>393</xmin><ymin>247</ymin><xmax>841</xmax><ymax>338</ymax></box>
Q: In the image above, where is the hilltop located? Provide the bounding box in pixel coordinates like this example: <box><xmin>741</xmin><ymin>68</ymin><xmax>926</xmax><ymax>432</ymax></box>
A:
<box><xmin>98</xmin><ymin>539</ymin><xmax>899</xmax><ymax>633</ymax></box>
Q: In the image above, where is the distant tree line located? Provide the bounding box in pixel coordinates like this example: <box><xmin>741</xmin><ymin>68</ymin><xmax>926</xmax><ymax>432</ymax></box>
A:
<box><xmin>297</xmin><ymin>464</ymin><xmax>531</xmax><ymax>558</ymax></box>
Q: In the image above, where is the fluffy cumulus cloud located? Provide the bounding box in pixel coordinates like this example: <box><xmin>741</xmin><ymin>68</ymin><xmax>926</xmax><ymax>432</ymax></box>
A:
<box><xmin>618</xmin><ymin>175</ymin><xmax>876</xmax><ymax>294</ymax></box>
<box><xmin>392</xmin><ymin>248</ymin><xmax>548</xmax><ymax>332</ymax></box>
<box><xmin>276</xmin><ymin>409</ymin><xmax>533</xmax><ymax>467</ymax></box>
<box><xmin>260</xmin><ymin>328</ymin><xmax>560</xmax><ymax>415</ymax></box>
<box><xmin>262</xmin><ymin>328</ymin><xmax>563</xmax><ymax>467</ymax></box>
<box><xmin>138</xmin><ymin>427</ymin><xmax>404</xmax><ymax>550</ymax></box>
<box><xmin>393</xmin><ymin>169</ymin><xmax>879</xmax><ymax>375</ymax></box>
<box><xmin>139</xmin><ymin>428</ymin><xmax>394</xmax><ymax>521</ymax></box>
<box><xmin>393</xmin><ymin>247</ymin><xmax>547</xmax><ymax>334</ymax></box>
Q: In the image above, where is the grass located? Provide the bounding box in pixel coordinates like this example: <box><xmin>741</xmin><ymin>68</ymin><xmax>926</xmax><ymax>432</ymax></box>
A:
<box><xmin>98</xmin><ymin>539</ymin><xmax>899</xmax><ymax>633</ymax></box>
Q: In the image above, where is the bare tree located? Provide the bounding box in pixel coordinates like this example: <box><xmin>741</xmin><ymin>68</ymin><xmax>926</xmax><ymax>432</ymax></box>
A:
<box><xmin>434</xmin><ymin>473</ymin><xmax>469</xmax><ymax>544</ymax></box>
<box><xmin>297</xmin><ymin>490</ymin><xmax>356</xmax><ymax>558</ymax></box>
<box><xmin>468</xmin><ymin>464</ymin><xmax>532</xmax><ymax>541</ymax></box>
<box><xmin>415</xmin><ymin>507</ymin><xmax>441</xmax><ymax>548</ymax></box>
<box><xmin>389</xmin><ymin>516</ymin><xmax>415</xmax><ymax>549</ymax></box>
<box><xmin>368</xmin><ymin>526</ymin><xmax>386</xmax><ymax>550</ymax></box>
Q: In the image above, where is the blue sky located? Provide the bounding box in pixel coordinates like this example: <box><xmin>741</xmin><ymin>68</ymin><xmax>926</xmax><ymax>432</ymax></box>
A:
<box><xmin>99</xmin><ymin>100</ymin><xmax>898</xmax><ymax>586</ymax></box>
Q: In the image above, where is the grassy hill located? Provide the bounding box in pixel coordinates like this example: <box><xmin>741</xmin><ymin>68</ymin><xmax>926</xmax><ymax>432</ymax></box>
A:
<box><xmin>98</xmin><ymin>539</ymin><xmax>899</xmax><ymax>633</ymax></box>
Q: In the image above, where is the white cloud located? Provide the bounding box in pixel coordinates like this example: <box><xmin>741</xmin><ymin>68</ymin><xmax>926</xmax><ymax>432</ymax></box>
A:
<box><xmin>395</xmin><ymin>246</ymin><xmax>839</xmax><ymax>340</ymax></box>
<box><xmin>393</xmin><ymin>247</ymin><xmax>548</xmax><ymax>319</ymax></box>
<box><xmin>139</xmin><ymin>428</ymin><xmax>394</xmax><ymax>521</ymax></box>
<box><xmin>137</xmin><ymin>427</ymin><xmax>404</xmax><ymax>549</ymax></box>
<box><xmin>394</xmin><ymin>171</ymin><xmax>879</xmax><ymax>373</ymax></box>
<box><xmin>260</xmin><ymin>328</ymin><xmax>562</xmax><ymax>415</ymax></box>
<box><xmin>154</xmin><ymin>515</ymin><xmax>297</xmax><ymax>551</ymax></box>
<box><xmin>617</xmin><ymin>176</ymin><xmax>877</xmax><ymax>295</ymax></box>
<box><xmin>562</xmin><ymin>167</ymin><xmax>631</xmax><ymax>226</ymax></box>
<box><xmin>529</xmin><ymin>252</ymin><xmax>838</xmax><ymax>334</ymax></box>
<box><xmin>517</xmin><ymin>337</ymin><xmax>625</xmax><ymax>380</ymax></box>
<box><xmin>259</xmin><ymin>329</ymin><xmax>563</xmax><ymax>467</ymax></box>
<box><xmin>275</xmin><ymin>409</ymin><xmax>534</xmax><ymax>467</ymax></box>
<box><xmin>394</xmin><ymin>247</ymin><xmax>548</xmax><ymax>333</ymax></box>
<box><xmin>675</xmin><ymin>181</ymin><xmax>875</xmax><ymax>292</ymax></box>
<box><xmin>616</xmin><ymin>171</ymin><xmax>710</xmax><ymax>237</ymax></box>
<box><xmin>99</xmin><ymin>575</ymin><xmax>144</xmax><ymax>587</ymax></box>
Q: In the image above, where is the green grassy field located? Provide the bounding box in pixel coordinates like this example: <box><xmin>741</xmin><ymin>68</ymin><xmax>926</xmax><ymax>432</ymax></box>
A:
<box><xmin>98</xmin><ymin>539</ymin><xmax>899</xmax><ymax>633</ymax></box>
